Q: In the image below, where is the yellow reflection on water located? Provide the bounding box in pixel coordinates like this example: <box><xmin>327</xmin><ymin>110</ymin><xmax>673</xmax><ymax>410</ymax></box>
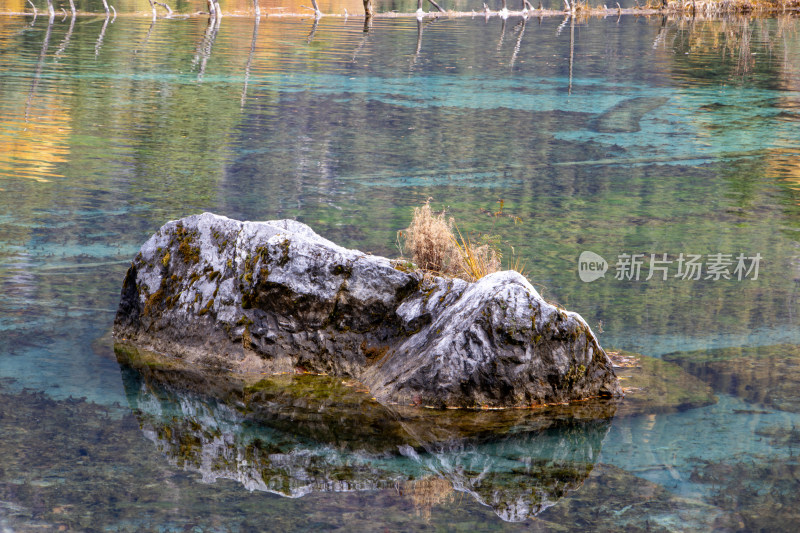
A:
<box><xmin>0</xmin><ymin>0</ymin><xmax>26</xmax><ymax>13</ymax></box>
<box><xmin>770</xmin><ymin>148</ymin><xmax>800</xmax><ymax>198</ymax></box>
<box><xmin>0</xmin><ymin>104</ymin><xmax>70</xmax><ymax>183</ymax></box>
<box><xmin>221</xmin><ymin>0</ymin><xmax>367</xmax><ymax>14</ymax></box>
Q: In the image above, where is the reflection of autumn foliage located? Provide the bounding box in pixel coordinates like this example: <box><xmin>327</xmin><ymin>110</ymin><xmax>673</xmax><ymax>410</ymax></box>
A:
<box><xmin>0</xmin><ymin>0</ymin><xmax>368</xmax><ymax>15</ymax></box>
<box><xmin>222</xmin><ymin>0</ymin><xmax>367</xmax><ymax>13</ymax></box>
<box><xmin>0</xmin><ymin>0</ymin><xmax>25</xmax><ymax>12</ymax></box>
<box><xmin>767</xmin><ymin>19</ymin><xmax>800</xmax><ymax>201</ymax></box>
<box><xmin>771</xmin><ymin>148</ymin><xmax>800</xmax><ymax>201</ymax></box>
<box><xmin>404</xmin><ymin>477</ymin><xmax>456</xmax><ymax>521</ymax></box>
<box><xmin>0</xmin><ymin>16</ymin><xmax>70</xmax><ymax>183</ymax></box>
<box><xmin>0</xmin><ymin>105</ymin><xmax>70</xmax><ymax>183</ymax></box>
<box><xmin>663</xmin><ymin>16</ymin><xmax>787</xmax><ymax>76</ymax></box>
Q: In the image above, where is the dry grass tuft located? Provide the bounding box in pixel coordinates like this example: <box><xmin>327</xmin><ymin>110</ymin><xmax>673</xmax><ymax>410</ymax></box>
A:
<box><xmin>400</xmin><ymin>200</ymin><xmax>455</xmax><ymax>274</ymax></box>
<box><xmin>400</xmin><ymin>200</ymin><xmax>513</xmax><ymax>282</ymax></box>
<box><xmin>449</xmin><ymin>223</ymin><xmax>502</xmax><ymax>282</ymax></box>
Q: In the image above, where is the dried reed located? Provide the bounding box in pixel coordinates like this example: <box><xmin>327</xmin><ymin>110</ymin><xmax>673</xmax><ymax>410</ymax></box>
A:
<box><xmin>400</xmin><ymin>200</ymin><xmax>510</xmax><ymax>282</ymax></box>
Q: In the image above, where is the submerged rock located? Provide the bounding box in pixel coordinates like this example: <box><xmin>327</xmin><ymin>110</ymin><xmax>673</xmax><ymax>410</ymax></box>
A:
<box><xmin>533</xmin><ymin>463</ymin><xmax>735</xmax><ymax>532</ymax></box>
<box><xmin>609</xmin><ymin>351</ymin><xmax>717</xmax><ymax>417</ymax></box>
<box><xmin>589</xmin><ymin>96</ymin><xmax>669</xmax><ymax>133</ymax></box>
<box><xmin>663</xmin><ymin>344</ymin><xmax>800</xmax><ymax>413</ymax></box>
<box><xmin>114</xmin><ymin>213</ymin><xmax>620</xmax><ymax>408</ymax></box>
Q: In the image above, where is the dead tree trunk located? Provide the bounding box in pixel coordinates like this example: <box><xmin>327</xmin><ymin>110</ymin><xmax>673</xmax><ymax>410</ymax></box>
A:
<box><xmin>307</xmin><ymin>16</ymin><xmax>319</xmax><ymax>42</ymax></box>
<box><xmin>194</xmin><ymin>16</ymin><xmax>219</xmax><ymax>80</ymax></box>
<box><xmin>135</xmin><ymin>19</ymin><xmax>156</xmax><ymax>54</ymax></box>
<box><xmin>568</xmin><ymin>15</ymin><xmax>574</xmax><ymax>94</ymax></box>
<box><xmin>26</xmin><ymin>0</ymin><xmax>38</xmax><ymax>25</ymax></box>
<box><xmin>206</xmin><ymin>0</ymin><xmax>222</xmax><ymax>21</ymax></box>
<box><xmin>497</xmin><ymin>17</ymin><xmax>506</xmax><ymax>49</ymax></box>
<box><xmin>415</xmin><ymin>18</ymin><xmax>423</xmax><ymax>55</ymax></box>
<box><xmin>363</xmin><ymin>0</ymin><xmax>374</xmax><ymax>18</ymax></box>
<box><xmin>155</xmin><ymin>2</ymin><xmax>172</xmax><ymax>16</ymax></box>
<box><xmin>419</xmin><ymin>0</ymin><xmax>446</xmax><ymax>12</ymax></box>
<box><xmin>510</xmin><ymin>17</ymin><xmax>526</xmax><ymax>68</ymax></box>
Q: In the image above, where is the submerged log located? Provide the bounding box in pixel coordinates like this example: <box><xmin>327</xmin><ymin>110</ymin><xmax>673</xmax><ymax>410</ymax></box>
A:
<box><xmin>113</xmin><ymin>213</ymin><xmax>621</xmax><ymax>409</ymax></box>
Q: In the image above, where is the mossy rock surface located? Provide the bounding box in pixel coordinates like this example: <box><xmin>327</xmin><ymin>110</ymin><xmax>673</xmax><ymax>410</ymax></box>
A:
<box><xmin>115</xmin><ymin>213</ymin><xmax>621</xmax><ymax>410</ymax></box>
<box><xmin>689</xmin><ymin>454</ymin><xmax>800</xmax><ymax>532</ymax></box>
<box><xmin>609</xmin><ymin>351</ymin><xmax>717</xmax><ymax>417</ymax></box>
<box><xmin>532</xmin><ymin>463</ymin><xmax>735</xmax><ymax>532</ymax></box>
<box><xmin>662</xmin><ymin>344</ymin><xmax>800</xmax><ymax>413</ymax></box>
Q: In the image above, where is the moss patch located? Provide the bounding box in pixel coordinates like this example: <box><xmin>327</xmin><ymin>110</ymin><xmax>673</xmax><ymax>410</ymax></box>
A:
<box><xmin>173</xmin><ymin>223</ymin><xmax>200</xmax><ymax>265</ymax></box>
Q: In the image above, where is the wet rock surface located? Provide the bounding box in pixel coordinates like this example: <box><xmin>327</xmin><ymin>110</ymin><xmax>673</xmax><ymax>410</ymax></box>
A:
<box><xmin>114</xmin><ymin>213</ymin><xmax>620</xmax><ymax>408</ymax></box>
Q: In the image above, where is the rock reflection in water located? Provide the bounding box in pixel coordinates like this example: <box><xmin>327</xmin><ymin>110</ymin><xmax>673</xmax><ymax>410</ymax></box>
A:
<box><xmin>117</xmin><ymin>344</ymin><xmax>615</xmax><ymax>522</ymax></box>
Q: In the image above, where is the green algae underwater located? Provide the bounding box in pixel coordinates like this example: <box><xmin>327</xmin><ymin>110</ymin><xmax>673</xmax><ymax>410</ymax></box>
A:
<box><xmin>3</xmin><ymin>10</ymin><xmax>800</xmax><ymax>532</ymax></box>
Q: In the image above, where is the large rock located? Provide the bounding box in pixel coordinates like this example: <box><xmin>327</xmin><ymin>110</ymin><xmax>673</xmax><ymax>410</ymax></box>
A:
<box><xmin>114</xmin><ymin>213</ymin><xmax>621</xmax><ymax>408</ymax></box>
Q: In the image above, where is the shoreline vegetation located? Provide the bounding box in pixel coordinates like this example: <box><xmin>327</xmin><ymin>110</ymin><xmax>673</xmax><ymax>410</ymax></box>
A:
<box><xmin>3</xmin><ymin>1</ymin><xmax>800</xmax><ymax>20</ymax></box>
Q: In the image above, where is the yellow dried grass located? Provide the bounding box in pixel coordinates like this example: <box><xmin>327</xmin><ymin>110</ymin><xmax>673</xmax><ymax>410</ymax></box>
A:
<box><xmin>400</xmin><ymin>200</ymin><xmax>511</xmax><ymax>282</ymax></box>
<box><xmin>400</xmin><ymin>200</ymin><xmax>454</xmax><ymax>274</ymax></box>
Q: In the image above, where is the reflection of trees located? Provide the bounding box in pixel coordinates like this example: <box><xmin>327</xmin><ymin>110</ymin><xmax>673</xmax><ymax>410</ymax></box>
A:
<box><xmin>94</xmin><ymin>11</ymin><xmax>112</xmax><ymax>56</ymax></box>
<box><xmin>193</xmin><ymin>16</ymin><xmax>220</xmax><ymax>79</ymax></box>
<box><xmin>2</xmin><ymin>15</ymin><xmax>71</xmax><ymax>185</ymax></box>
<box><xmin>663</xmin><ymin>16</ymin><xmax>789</xmax><ymax>81</ymax></box>
<box><xmin>242</xmin><ymin>16</ymin><xmax>260</xmax><ymax>106</ymax></box>
<box><xmin>3</xmin><ymin>14</ymin><xmax>800</xmax><ymax>349</ymax></box>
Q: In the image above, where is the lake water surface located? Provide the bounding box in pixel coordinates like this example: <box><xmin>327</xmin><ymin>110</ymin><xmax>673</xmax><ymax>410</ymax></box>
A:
<box><xmin>2</xmin><ymin>10</ymin><xmax>800</xmax><ymax>531</ymax></box>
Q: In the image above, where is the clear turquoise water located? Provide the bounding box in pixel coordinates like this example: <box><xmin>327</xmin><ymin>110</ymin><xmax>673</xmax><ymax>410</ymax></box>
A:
<box><xmin>2</xmin><ymin>12</ymin><xmax>800</xmax><ymax>531</ymax></box>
